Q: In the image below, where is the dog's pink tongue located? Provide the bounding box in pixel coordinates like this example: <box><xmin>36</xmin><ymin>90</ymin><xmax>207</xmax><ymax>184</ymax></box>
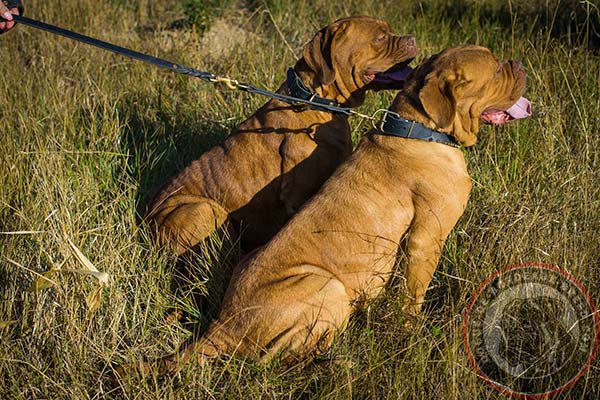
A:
<box><xmin>373</xmin><ymin>66</ymin><xmax>413</xmax><ymax>84</ymax></box>
<box><xmin>481</xmin><ymin>97</ymin><xmax>532</xmax><ymax>125</ymax></box>
<box><xmin>506</xmin><ymin>97</ymin><xmax>532</xmax><ymax>119</ymax></box>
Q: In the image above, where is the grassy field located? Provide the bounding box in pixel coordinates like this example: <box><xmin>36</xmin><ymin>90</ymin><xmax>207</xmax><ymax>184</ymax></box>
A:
<box><xmin>1</xmin><ymin>0</ymin><xmax>599</xmax><ymax>398</ymax></box>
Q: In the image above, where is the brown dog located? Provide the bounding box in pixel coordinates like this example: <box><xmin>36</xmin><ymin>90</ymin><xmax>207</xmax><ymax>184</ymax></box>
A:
<box><xmin>122</xmin><ymin>45</ymin><xmax>530</xmax><ymax>375</ymax></box>
<box><xmin>146</xmin><ymin>16</ymin><xmax>417</xmax><ymax>254</ymax></box>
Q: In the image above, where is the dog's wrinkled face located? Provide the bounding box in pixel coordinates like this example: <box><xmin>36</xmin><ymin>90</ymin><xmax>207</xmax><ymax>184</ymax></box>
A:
<box><xmin>303</xmin><ymin>15</ymin><xmax>417</xmax><ymax>107</ymax></box>
<box><xmin>407</xmin><ymin>45</ymin><xmax>529</xmax><ymax>146</ymax></box>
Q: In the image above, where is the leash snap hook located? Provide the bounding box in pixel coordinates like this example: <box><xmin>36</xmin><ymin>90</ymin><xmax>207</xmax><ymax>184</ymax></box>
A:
<box><xmin>211</xmin><ymin>76</ymin><xmax>240</xmax><ymax>90</ymax></box>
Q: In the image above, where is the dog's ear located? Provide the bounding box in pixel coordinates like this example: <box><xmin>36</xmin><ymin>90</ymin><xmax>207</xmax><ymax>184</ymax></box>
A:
<box><xmin>303</xmin><ymin>23</ymin><xmax>341</xmax><ymax>86</ymax></box>
<box><xmin>418</xmin><ymin>73</ymin><xmax>456</xmax><ymax>129</ymax></box>
<box><xmin>419</xmin><ymin>71</ymin><xmax>478</xmax><ymax>146</ymax></box>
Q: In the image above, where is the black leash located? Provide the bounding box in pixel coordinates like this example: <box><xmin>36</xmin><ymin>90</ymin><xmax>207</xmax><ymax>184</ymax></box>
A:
<box><xmin>13</xmin><ymin>15</ymin><xmax>214</xmax><ymax>81</ymax></box>
<box><xmin>12</xmin><ymin>14</ymin><xmax>354</xmax><ymax>116</ymax></box>
<box><xmin>12</xmin><ymin>13</ymin><xmax>458</xmax><ymax>144</ymax></box>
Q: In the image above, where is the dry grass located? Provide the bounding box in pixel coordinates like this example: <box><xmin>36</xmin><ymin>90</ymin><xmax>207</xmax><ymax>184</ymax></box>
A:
<box><xmin>1</xmin><ymin>0</ymin><xmax>599</xmax><ymax>398</ymax></box>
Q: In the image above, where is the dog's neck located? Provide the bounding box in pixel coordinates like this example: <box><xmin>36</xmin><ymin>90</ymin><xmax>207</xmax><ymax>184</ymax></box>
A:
<box><xmin>293</xmin><ymin>59</ymin><xmax>366</xmax><ymax>108</ymax></box>
<box><xmin>389</xmin><ymin>92</ymin><xmax>436</xmax><ymax>128</ymax></box>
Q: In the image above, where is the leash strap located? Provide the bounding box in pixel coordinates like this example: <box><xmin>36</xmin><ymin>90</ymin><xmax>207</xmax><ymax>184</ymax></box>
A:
<box><xmin>379</xmin><ymin>111</ymin><xmax>459</xmax><ymax>147</ymax></box>
<box><xmin>12</xmin><ymin>15</ymin><xmax>214</xmax><ymax>81</ymax></box>
<box><xmin>12</xmin><ymin>14</ymin><xmax>353</xmax><ymax>116</ymax></box>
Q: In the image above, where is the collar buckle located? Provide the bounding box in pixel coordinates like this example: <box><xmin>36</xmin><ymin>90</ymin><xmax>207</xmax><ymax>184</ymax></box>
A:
<box><xmin>372</xmin><ymin>109</ymin><xmax>400</xmax><ymax>132</ymax></box>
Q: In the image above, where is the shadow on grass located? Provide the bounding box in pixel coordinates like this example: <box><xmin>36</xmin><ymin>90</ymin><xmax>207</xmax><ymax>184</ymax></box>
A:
<box><xmin>170</xmin><ymin>229</ymin><xmax>243</xmax><ymax>336</ymax></box>
<box><xmin>116</xmin><ymin>92</ymin><xmax>236</xmax><ymax>222</ymax></box>
<box><xmin>112</xmin><ymin>89</ymin><xmax>242</xmax><ymax>336</ymax></box>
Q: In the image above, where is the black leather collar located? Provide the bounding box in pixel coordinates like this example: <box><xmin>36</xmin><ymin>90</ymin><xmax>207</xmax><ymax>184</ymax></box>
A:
<box><xmin>378</xmin><ymin>111</ymin><xmax>459</xmax><ymax>148</ymax></box>
<box><xmin>285</xmin><ymin>68</ymin><xmax>340</xmax><ymax>111</ymax></box>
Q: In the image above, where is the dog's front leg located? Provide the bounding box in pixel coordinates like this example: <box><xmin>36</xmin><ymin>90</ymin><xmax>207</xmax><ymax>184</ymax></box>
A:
<box><xmin>402</xmin><ymin>227</ymin><xmax>445</xmax><ymax>317</ymax></box>
<box><xmin>401</xmin><ymin>204</ymin><xmax>465</xmax><ymax>317</ymax></box>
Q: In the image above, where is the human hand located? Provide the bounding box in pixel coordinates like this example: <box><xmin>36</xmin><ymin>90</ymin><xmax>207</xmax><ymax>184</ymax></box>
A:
<box><xmin>0</xmin><ymin>1</ymin><xmax>20</xmax><ymax>33</ymax></box>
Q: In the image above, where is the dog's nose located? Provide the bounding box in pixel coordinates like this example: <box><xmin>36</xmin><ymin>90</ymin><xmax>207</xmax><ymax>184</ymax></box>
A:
<box><xmin>405</xmin><ymin>35</ymin><xmax>417</xmax><ymax>49</ymax></box>
<box><xmin>401</xmin><ymin>35</ymin><xmax>417</xmax><ymax>57</ymax></box>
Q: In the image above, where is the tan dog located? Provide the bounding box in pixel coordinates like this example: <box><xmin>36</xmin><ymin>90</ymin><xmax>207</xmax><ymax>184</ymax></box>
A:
<box><xmin>122</xmin><ymin>45</ymin><xmax>530</xmax><ymax>376</ymax></box>
<box><xmin>147</xmin><ymin>16</ymin><xmax>417</xmax><ymax>254</ymax></box>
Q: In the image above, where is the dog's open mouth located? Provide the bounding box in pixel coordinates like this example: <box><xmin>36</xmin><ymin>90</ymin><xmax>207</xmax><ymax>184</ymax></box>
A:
<box><xmin>371</xmin><ymin>65</ymin><xmax>414</xmax><ymax>84</ymax></box>
<box><xmin>481</xmin><ymin>97</ymin><xmax>532</xmax><ymax>125</ymax></box>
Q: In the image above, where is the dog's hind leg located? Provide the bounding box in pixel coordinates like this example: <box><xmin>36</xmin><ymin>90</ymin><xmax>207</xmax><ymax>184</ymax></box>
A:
<box><xmin>149</xmin><ymin>195</ymin><xmax>232</xmax><ymax>255</ymax></box>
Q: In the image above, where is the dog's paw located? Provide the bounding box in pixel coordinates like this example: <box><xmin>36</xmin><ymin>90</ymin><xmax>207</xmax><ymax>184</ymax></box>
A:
<box><xmin>109</xmin><ymin>360</ymin><xmax>154</xmax><ymax>386</ymax></box>
<box><xmin>401</xmin><ymin>313</ymin><xmax>419</xmax><ymax>330</ymax></box>
<box><xmin>401</xmin><ymin>298</ymin><xmax>424</xmax><ymax>330</ymax></box>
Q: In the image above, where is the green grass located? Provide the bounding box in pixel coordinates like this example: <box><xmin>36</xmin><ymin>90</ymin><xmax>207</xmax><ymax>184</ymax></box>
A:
<box><xmin>1</xmin><ymin>0</ymin><xmax>599</xmax><ymax>398</ymax></box>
